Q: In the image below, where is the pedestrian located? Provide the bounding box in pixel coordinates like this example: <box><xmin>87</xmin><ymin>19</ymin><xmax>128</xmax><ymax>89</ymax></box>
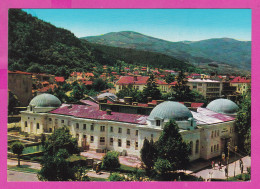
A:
<box><xmin>241</xmin><ymin>164</ymin><xmax>244</xmax><ymax>174</ymax></box>
<box><xmin>239</xmin><ymin>159</ymin><xmax>242</xmax><ymax>168</ymax></box>
<box><xmin>219</xmin><ymin>161</ymin><xmax>222</xmax><ymax>170</ymax></box>
<box><xmin>225</xmin><ymin>167</ymin><xmax>228</xmax><ymax>177</ymax></box>
<box><xmin>211</xmin><ymin>161</ymin><xmax>215</xmax><ymax>169</ymax></box>
<box><xmin>218</xmin><ymin>161</ymin><xmax>221</xmax><ymax>170</ymax></box>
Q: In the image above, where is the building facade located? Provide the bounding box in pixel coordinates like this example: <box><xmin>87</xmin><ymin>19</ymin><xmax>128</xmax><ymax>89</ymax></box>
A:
<box><xmin>21</xmin><ymin>94</ymin><xmax>238</xmax><ymax>161</ymax></box>
<box><xmin>8</xmin><ymin>71</ymin><xmax>33</xmax><ymax>107</ymax></box>
<box><xmin>187</xmin><ymin>79</ymin><xmax>223</xmax><ymax>99</ymax></box>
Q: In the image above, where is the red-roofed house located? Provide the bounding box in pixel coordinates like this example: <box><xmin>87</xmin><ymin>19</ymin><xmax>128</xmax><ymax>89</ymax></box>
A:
<box><xmin>55</xmin><ymin>77</ymin><xmax>65</xmax><ymax>83</ymax></box>
<box><xmin>116</xmin><ymin>76</ymin><xmax>149</xmax><ymax>92</ymax></box>
<box><xmin>230</xmin><ymin>76</ymin><xmax>251</xmax><ymax>94</ymax></box>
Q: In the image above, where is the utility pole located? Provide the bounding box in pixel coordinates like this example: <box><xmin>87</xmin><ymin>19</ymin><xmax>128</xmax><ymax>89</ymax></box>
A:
<box><xmin>234</xmin><ymin>146</ymin><xmax>237</xmax><ymax>177</ymax></box>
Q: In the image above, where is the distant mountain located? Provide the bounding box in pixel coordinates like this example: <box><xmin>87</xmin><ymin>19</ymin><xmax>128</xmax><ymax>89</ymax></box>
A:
<box><xmin>82</xmin><ymin>31</ymin><xmax>251</xmax><ymax>70</ymax></box>
<box><xmin>9</xmin><ymin>10</ymin><xmax>198</xmax><ymax>75</ymax></box>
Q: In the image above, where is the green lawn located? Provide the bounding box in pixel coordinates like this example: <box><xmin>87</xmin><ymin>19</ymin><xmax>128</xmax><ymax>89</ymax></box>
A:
<box><xmin>90</xmin><ymin>177</ymin><xmax>108</xmax><ymax>181</ymax></box>
<box><xmin>8</xmin><ymin>165</ymin><xmax>39</xmax><ymax>174</ymax></box>
<box><xmin>119</xmin><ymin>164</ymin><xmax>142</xmax><ymax>173</ymax></box>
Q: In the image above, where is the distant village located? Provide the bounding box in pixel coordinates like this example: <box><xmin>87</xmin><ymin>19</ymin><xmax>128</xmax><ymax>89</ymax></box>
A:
<box><xmin>8</xmin><ymin>65</ymin><xmax>251</xmax><ymax>110</ymax></box>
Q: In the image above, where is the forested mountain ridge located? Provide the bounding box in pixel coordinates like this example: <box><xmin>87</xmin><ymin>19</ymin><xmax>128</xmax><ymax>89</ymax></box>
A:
<box><xmin>8</xmin><ymin>9</ymin><xmax>198</xmax><ymax>75</ymax></box>
<box><xmin>83</xmin><ymin>31</ymin><xmax>251</xmax><ymax>70</ymax></box>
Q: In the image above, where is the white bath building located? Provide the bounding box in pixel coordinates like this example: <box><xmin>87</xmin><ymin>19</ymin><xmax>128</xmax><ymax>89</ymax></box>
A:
<box><xmin>21</xmin><ymin>93</ymin><xmax>239</xmax><ymax>161</ymax></box>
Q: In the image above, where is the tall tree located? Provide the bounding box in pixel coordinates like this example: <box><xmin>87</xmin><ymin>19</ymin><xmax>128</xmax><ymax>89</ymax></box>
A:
<box><xmin>116</xmin><ymin>84</ymin><xmax>142</xmax><ymax>102</ymax></box>
<box><xmin>155</xmin><ymin>119</ymin><xmax>190</xmax><ymax>174</ymax></box>
<box><xmin>235</xmin><ymin>89</ymin><xmax>251</xmax><ymax>155</ymax></box>
<box><xmin>11</xmin><ymin>142</ymin><xmax>24</xmax><ymax>167</ymax></box>
<box><xmin>170</xmin><ymin>71</ymin><xmax>191</xmax><ymax>101</ymax></box>
<box><xmin>140</xmin><ymin>138</ymin><xmax>157</xmax><ymax>171</ymax></box>
<box><xmin>38</xmin><ymin>126</ymin><xmax>80</xmax><ymax>181</ymax></box>
<box><xmin>142</xmin><ymin>74</ymin><xmax>162</xmax><ymax>102</ymax></box>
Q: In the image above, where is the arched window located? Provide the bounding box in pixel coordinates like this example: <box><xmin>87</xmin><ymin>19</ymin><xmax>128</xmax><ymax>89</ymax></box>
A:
<box><xmin>211</xmin><ymin>131</ymin><xmax>214</xmax><ymax>138</ymax></box>
<box><xmin>215</xmin><ymin>130</ymin><xmax>217</xmax><ymax>137</ymax></box>
<box><xmin>189</xmin><ymin>141</ymin><xmax>193</xmax><ymax>155</ymax></box>
<box><xmin>214</xmin><ymin>145</ymin><xmax>216</xmax><ymax>152</ymax></box>
<box><xmin>195</xmin><ymin>140</ymin><xmax>199</xmax><ymax>154</ymax></box>
<box><xmin>25</xmin><ymin>121</ymin><xmax>27</xmax><ymax>127</ymax></box>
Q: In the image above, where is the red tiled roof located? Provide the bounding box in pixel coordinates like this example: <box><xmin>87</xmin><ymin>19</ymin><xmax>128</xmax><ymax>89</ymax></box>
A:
<box><xmin>49</xmin><ymin>104</ymin><xmax>148</xmax><ymax>125</ymax></box>
<box><xmin>82</xmin><ymin>81</ymin><xmax>93</xmax><ymax>85</ymax></box>
<box><xmin>116</xmin><ymin>76</ymin><xmax>149</xmax><ymax>85</ymax></box>
<box><xmin>8</xmin><ymin>70</ymin><xmax>32</xmax><ymax>75</ymax></box>
<box><xmin>111</xmin><ymin>72</ymin><xmax>117</xmax><ymax>74</ymax></box>
<box><xmin>85</xmin><ymin>73</ymin><xmax>94</xmax><ymax>77</ymax></box>
<box><xmin>41</xmin><ymin>81</ymin><xmax>49</xmax><ymax>85</ymax></box>
<box><xmin>159</xmin><ymin>75</ymin><xmax>165</xmax><ymax>78</ymax></box>
<box><xmin>156</xmin><ymin>79</ymin><xmax>167</xmax><ymax>85</ymax></box>
<box><xmin>55</xmin><ymin>77</ymin><xmax>65</xmax><ymax>82</ymax></box>
<box><xmin>230</xmin><ymin>76</ymin><xmax>250</xmax><ymax>83</ymax></box>
<box><xmin>124</xmin><ymin>67</ymin><xmax>130</xmax><ymax>70</ymax></box>
<box><xmin>38</xmin><ymin>84</ymin><xmax>57</xmax><ymax>92</ymax></box>
<box><xmin>169</xmin><ymin>81</ymin><xmax>177</xmax><ymax>85</ymax></box>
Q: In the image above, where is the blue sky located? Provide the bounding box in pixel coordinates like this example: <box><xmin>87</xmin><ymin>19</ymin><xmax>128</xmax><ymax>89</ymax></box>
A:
<box><xmin>23</xmin><ymin>9</ymin><xmax>251</xmax><ymax>42</ymax></box>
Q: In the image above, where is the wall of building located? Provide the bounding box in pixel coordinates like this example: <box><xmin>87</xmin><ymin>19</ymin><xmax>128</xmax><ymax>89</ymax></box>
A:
<box><xmin>8</xmin><ymin>73</ymin><xmax>32</xmax><ymax>106</ymax></box>
<box><xmin>21</xmin><ymin>111</ymin><xmax>237</xmax><ymax>161</ymax></box>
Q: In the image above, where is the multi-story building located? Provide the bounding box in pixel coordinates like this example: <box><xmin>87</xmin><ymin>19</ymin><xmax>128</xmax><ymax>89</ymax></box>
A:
<box><xmin>8</xmin><ymin>71</ymin><xmax>33</xmax><ymax>106</ymax></box>
<box><xmin>230</xmin><ymin>76</ymin><xmax>251</xmax><ymax>95</ymax></box>
<box><xmin>115</xmin><ymin>76</ymin><xmax>149</xmax><ymax>93</ymax></box>
<box><xmin>21</xmin><ymin>93</ymin><xmax>238</xmax><ymax>161</ymax></box>
<box><xmin>187</xmin><ymin>79</ymin><xmax>222</xmax><ymax>99</ymax></box>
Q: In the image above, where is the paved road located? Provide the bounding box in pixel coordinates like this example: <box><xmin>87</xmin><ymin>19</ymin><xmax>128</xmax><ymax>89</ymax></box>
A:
<box><xmin>192</xmin><ymin>156</ymin><xmax>251</xmax><ymax>180</ymax></box>
<box><xmin>8</xmin><ymin>159</ymin><xmax>41</xmax><ymax>170</ymax></box>
<box><xmin>7</xmin><ymin>170</ymin><xmax>39</xmax><ymax>182</ymax></box>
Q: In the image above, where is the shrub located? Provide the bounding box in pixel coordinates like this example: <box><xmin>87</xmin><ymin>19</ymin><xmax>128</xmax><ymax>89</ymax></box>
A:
<box><xmin>101</xmin><ymin>151</ymin><xmax>120</xmax><ymax>171</ymax></box>
<box><xmin>108</xmin><ymin>173</ymin><xmax>125</xmax><ymax>181</ymax></box>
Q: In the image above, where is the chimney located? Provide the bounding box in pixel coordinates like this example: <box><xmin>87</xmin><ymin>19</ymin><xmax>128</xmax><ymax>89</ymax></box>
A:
<box><xmin>134</xmin><ymin>75</ymin><xmax>138</xmax><ymax>81</ymax></box>
<box><xmin>147</xmin><ymin>97</ymin><xmax>152</xmax><ymax>102</ymax></box>
<box><xmin>106</xmin><ymin>109</ymin><xmax>112</xmax><ymax>115</ymax></box>
<box><xmin>124</xmin><ymin>97</ymin><xmax>133</xmax><ymax>105</ymax></box>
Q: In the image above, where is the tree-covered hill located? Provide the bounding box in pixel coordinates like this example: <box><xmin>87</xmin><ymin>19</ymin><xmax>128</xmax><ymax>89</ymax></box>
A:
<box><xmin>83</xmin><ymin>31</ymin><xmax>251</xmax><ymax>70</ymax></box>
<box><xmin>8</xmin><ymin>9</ymin><xmax>198</xmax><ymax>75</ymax></box>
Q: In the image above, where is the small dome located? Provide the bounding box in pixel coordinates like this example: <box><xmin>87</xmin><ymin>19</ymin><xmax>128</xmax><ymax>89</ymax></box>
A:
<box><xmin>148</xmin><ymin>101</ymin><xmax>193</xmax><ymax>121</ymax></box>
<box><xmin>206</xmin><ymin>99</ymin><xmax>238</xmax><ymax>114</ymax></box>
<box><xmin>97</xmin><ymin>93</ymin><xmax>118</xmax><ymax>100</ymax></box>
<box><xmin>29</xmin><ymin>93</ymin><xmax>61</xmax><ymax>107</ymax></box>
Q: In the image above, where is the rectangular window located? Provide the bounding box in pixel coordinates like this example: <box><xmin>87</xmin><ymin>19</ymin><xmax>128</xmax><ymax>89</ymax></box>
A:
<box><xmin>151</xmin><ymin>134</ymin><xmax>154</xmax><ymax>139</ymax></box>
<box><xmin>100</xmin><ymin>126</ymin><xmax>105</xmax><ymax>132</ymax></box>
<box><xmin>118</xmin><ymin>139</ymin><xmax>122</xmax><ymax>147</ymax></box>
<box><xmin>217</xmin><ymin>144</ymin><xmax>219</xmax><ymax>151</ymax></box>
<box><xmin>83</xmin><ymin>135</ymin><xmax>86</xmax><ymax>139</ymax></box>
<box><xmin>217</xmin><ymin>130</ymin><xmax>219</xmax><ymax>136</ymax></box>
<box><xmin>127</xmin><ymin>129</ymin><xmax>130</xmax><ymax>135</ymax></box>
<box><xmin>37</xmin><ymin>123</ymin><xmax>40</xmax><ymax>129</ymax></box>
<box><xmin>215</xmin><ymin>130</ymin><xmax>217</xmax><ymax>137</ymax></box>
<box><xmin>28</xmin><ymin>117</ymin><xmax>30</xmax><ymax>120</ymax></box>
<box><xmin>61</xmin><ymin>120</ymin><xmax>64</xmax><ymax>123</ymax></box>
<box><xmin>110</xmin><ymin>126</ymin><xmax>113</xmax><ymax>132</ymax></box>
<box><xmin>90</xmin><ymin>136</ymin><xmax>94</xmax><ymax>143</ymax></box>
<box><xmin>110</xmin><ymin>138</ymin><xmax>113</xmax><ymax>146</ymax></box>
<box><xmin>211</xmin><ymin>131</ymin><xmax>214</xmax><ymax>138</ymax></box>
<box><xmin>211</xmin><ymin>146</ymin><xmax>213</xmax><ymax>153</ymax></box>
<box><xmin>49</xmin><ymin>118</ymin><xmax>52</xmax><ymax>121</ymax></box>
<box><xmin>91</xmin><ymin>124</ymin><xmax>94</xmax><ymax>131</ymax></box>
<box><xmin>127</xmin><ymin>140</ymin><xmax>130</xmax><ymax>148</ymax></box>
<box><xmin>100</xmin><ymin>137</ymin><xmax>105</xmax><ymax>145</ymax></box>
<box><xmin>76</xmin><ymin>123</ymin><xmax>79</xmax><ymax>129</ymax></box>
<box><xmin>118</xmin><ymin>128</ymin><xmax>122</xmax><ymax>134</ymax></box>
<box><xmin>156</xmin><ymin>120</ymin><xmax>160</xmax><ymax>126</ymax></box>
<box><xmin>135</xmin><ymin>130</ymin><xmax>138</xmax><ymax>136</ymax></box>
<box><xmin>49</xmin><ymin>128</ymin><xmax>52</xmax><ymax>132</ymax></box>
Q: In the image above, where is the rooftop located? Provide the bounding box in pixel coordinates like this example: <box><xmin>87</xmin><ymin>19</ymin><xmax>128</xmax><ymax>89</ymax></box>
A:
<box><xmin>116</xmin><ymin>76</ymin><xmax>149</xmax><ymax>85</ymax></box>
<box><xmin>49</xmin><ymin>104</ymin><xmax>148</xmax><ymax>125</ymax></box>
